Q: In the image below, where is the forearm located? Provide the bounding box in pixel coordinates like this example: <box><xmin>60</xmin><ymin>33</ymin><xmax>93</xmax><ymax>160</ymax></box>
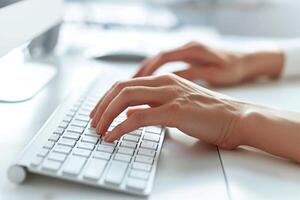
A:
<box><xmin>236</xmin><ymin>105</ymin><xmax>300</xmax><ymax>163</ymax></box>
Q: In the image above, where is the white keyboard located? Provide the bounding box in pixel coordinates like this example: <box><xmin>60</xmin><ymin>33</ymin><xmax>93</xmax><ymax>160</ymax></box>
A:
<box><xmin>8</xmin><ymin>70</ymin><xmax>165</xmax><ymax>196</ymax></box>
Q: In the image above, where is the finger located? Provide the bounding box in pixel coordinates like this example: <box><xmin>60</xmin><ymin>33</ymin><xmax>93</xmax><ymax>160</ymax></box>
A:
<box><xmin>133</xmin><ymin>57</ymin><xmax>153</xmax><ymax>78</ymax></box>
<box><xmin>95</xmin><ymin>86</ymin><xmax>174</xmax><ymax>134</ymax></box>
<box><xmin>90</xmin><ymin>76</ymin><xmax>169</xmax><ymax>128</ymax></box>
<box><xmin>126</xmin><ymin>107</ymin><xmax>147</xmax><ymax>117</ymax></box>
<box><xmin>90</xmin><ymin>89</ymin><xmax>111</xmax><ymax>118</ymax></box>
<box><xmin>139</xmin><ymin>48</ymin><xmax>190</xmax><ymax>77</ymax></box>
<box><xmin>103</xmin><ymin>105</ymin><xmax>173</xmax><ymax>142</ymax></box>
<box><xmin>173</xmin><ymin>68</ymin><xmax>196</xmax><ymax>80</ymax></box>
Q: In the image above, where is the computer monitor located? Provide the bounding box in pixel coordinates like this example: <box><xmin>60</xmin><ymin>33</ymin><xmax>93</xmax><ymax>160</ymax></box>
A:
<box><xmin>0</xmin><ymin>0</ymin><xmax>64</xmax><ymax>102</ymax></box>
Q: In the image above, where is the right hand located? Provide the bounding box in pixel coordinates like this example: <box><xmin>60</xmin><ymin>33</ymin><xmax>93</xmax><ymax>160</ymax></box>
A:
<box><xmin>134</xmin><ymin>42</ymin><xmax>284</xmax><ymax>86</ymax></box>
<box><xmin>90</xmin><ymin>74</ymin><xmax>246</xmax><ymax>149</ymax></box>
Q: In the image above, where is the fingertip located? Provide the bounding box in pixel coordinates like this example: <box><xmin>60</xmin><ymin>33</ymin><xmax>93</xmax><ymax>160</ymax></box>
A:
<box><xmin>103</xmin><ymin>133</ymin><xmax>114</xmax><ymax>142</ymax></box>
<box><xmin>91</xmin><ymin>120</ymin><xmax>97</xmax><ymax>128</ymax></box>
<box><xmin>96</xmin><ymin>125</ymin><xmax>102</xmax><ymax>134</ymax></box>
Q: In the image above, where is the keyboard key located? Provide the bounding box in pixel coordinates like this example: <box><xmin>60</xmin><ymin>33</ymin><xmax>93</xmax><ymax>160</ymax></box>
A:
<box><xmin>145</xmin><ymin>126</ymin><xmax>162</xmax><ymax>134</ymax></box>
<box><xmin>81</xmin><ymin>104</ymin><xmax>94</xmax><ymax>111</ymax></box>
<box><xmin>120</xmin><ymin>141</ymin><xmax>136</xmax><ymax>149</ymax></box>
<box><xmin>84</xmin><ymin>129</ymin><xmax>98</xmax><ymax>137</ymax></box>
<box><xmin>67</xmin><ymin>126</ymin><xmax>84</xmax><ymax>134</ymax></box>
<box><xmin>140</xmin><ymin>141</ymin><xmax>157</xmax><ymax>150</ymax></box>
<box><xmin>105</xmin><ymin>161</ymin><xmax>128</xmax><ymax>185</ymax></box>
<box><xmin>59</xmin><ymin>121</ymin><xmax>69</xmax><ymax>129</ymax></box>
<box><xmin>63</xmin><ymin>131</ymin><xmax>81</xmax><ymax>140</ymax></box>
<box><xmin>97</xmin><ymin>145</ymin><xmax>114</xmax><ymax>153</ymax></box>
<box><xmin>114</xmin><ymin>153</ymin><xmax>131</xmax><ymax>163</ymax></box>
<box><xmin>123</xmin><ymin>134</ymin><xmax>140</xmax><ymax>142</ymax></box>
<box><xmin>66</xmin><ymin>110</ymin><xmax>76</xmax><ymax>117</ymax></box>
<box><xmin>118</xmin><ymin>147</ymin><xmax>134</xmax><ymax>156</ymax></box>
<box><xmin>132</xmin><ymin>162</ymin><xmax>152</xmax><ymax>172</ymax></box>
<box><xmin>73</xmin><ymin>102</ymin><xmax>81</xmax><ymax>107</ymax></box>
<box><xmin>53</xmin><ymin>127</ymin><xmax>65</xmax><ymax>135</ymax></box>
<box><xmin>143</xmin><ymin>133</ymin><xmax>160</xmax><ymax>143</ymax></box>
<box><xmin>63</xmin><ymin>156</ymin><xmax>86</xmax><ymax>176</ymax></box>
<box><xmin>53</xmin><ymin>145</ymin><xmax>72</xmax><ymax>154</ymax></box>
<box><xmin>70</xmin><ymin>120</ymin><xmax>88</xmax><ymax>128</ymax></box>
<box><xmin>135</xmin><ymin>155</ymin><xmax>154</xmax><ymax>164</ymax></box>
<box><xmin>43</xmin><ymin>141</ymin><xmax>55</xmax><ymax>149</ymax></box>
<box><xmin>130</xmin><ymin>170</ymin><xmax>150</xmax><ymax>180</ymax></box>
<box><xmin>78</xmin><ymin>110</ymin><xmax>90</xmax><ymax>116</ymax></box>
<box><xmin>128</xmin><ymin>130</ymin><xmax>142</xmax><ymax>136</ymax></box>
<box><xmin>58</xmin><ymin>138</ymin><xmax>76</xmax><ymax>147</ymax></box>
<box><xmin>73</xmin><ymin>148</ymin><xmax>91</xmax><ymax>158</ymax></box>
<box><xmin>126</xmin><ymin>178</ymin><xmax>147</xmax><ymax>191</ymax></box>
<box><xmin>37</xmin><ymin>148</ymin><xmax>49</xmax><ymax>157</ymax></box>
<box><xmin>48</xmin><ymin>152</ymin><xmax>67</xmax><ymax>162</ymax></box>
<box><xmin>77</xmin><ymin>142</ymin><xmax>95</xmax><ymax>150</ymax></box>
<box><xmin>93</xmin><ymin>151</ymin><xmax>111</xmax><ymax>160</ymax></box>
<box><xmin>31</xmin><ymin>156</ymin><xmax>43</xmax><ymax>167</ymax></box>
<box><xmin>138</xmin><ymin>148</ymin><xmax>156</xmax><ymax>157</ymax></box>
<box><xmin>48</xmin><ymin>134</ymin><xmax>60</xmax><ymax>142</ymax></box>
<box><xmin>101</xmin><ymin>140</ymin><xmax>117</xmax><ymax>147</ymax></box>
<box><xmin>63</xmin><ymin>116</ymin><xmax>73</xmax><ymax>123</ymax></box>
<box><xmin>74</xmin><ymin>115</ymin><xmax>90</xmax><ymax>122</ymax></box>
<box><xmin>81</xmin><ymin>136</ymin><xmax>98</xmax><ymax>144</ymax></box>
<box><xmin>83</xmin><ymin>159</ymin><xmax>107</xmax><ymax>181</ymax></box>
<box><xmin>42</xmin><ymin>160</ymin><xmax>61</xmax><ymax>172</ymax></box>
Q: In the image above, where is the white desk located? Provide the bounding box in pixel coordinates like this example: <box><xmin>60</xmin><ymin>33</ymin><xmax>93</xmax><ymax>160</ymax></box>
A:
<box><xmin>0</xmin><ymin>59</ymin><xmax>228</xmax><ymax>200</ymax></box>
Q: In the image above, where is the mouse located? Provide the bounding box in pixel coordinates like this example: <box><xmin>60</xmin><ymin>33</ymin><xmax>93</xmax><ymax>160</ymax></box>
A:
<box><xmin>91</xmin><ymin>51</ymin><xmax>148</xmax><ymax>63</ymax></box>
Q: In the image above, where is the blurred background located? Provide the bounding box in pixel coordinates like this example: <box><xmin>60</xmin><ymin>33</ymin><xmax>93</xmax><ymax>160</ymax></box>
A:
<box><xmin>33</xmin><ymin>0</ymin><xmax>300</xmax><ymax>62</ymax></box>
<box><xmin>64</xmin><ymin>0</ymin><xmax>300</xmax><ymax>37</ymax></box>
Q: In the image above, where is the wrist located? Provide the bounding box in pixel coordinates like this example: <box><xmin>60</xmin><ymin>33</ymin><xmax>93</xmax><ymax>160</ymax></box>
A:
<box><xmin>239</xmin><ymin>50</ymin><xmax>285</xmax><ymax>81</ymax></box>
<box><xmin>217</xmin><ymin>102</ymin><xmax>253</xmax><ymax>150</ymax></box>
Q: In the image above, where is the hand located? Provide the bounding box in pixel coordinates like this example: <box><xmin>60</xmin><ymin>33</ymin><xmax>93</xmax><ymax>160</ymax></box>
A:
<box><xmin>134</xmin><ymin>42</ymin><xmax>284</xmax><ymax>86</ymax></box>
<box><xmin>90</xmin><ymin>74</ymin><xmax>247</xmax><ymax>149</ymax></box>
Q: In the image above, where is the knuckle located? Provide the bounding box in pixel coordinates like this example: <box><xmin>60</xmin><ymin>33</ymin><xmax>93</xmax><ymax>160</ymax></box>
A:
<box><xmin>186</xmin><ymin>41</ymin><xmax>199</xmax><ymax>47</ymax></box>
<box><xmin>160</xmin><ymin>73</ymin><xmax>176</xmax><ymax>83</ymax></box>
<box><xmin>169</xmin><ymin>100</ymin><xmax>182</xmax><ymax>112</ymax></box>
<box><xmin>197</xmin><ymin>44</ymin><xmax>208</xmax><ymax>53</ymax></box>
<box><xmin>157</xmin><ymin>51</ymin><xmax>169</xmax><ymax>62</ymax></box>
<box><xmin>120</xmin><ymin>87</ymin><xmax>133</xmax><ymax>97</ymax></box>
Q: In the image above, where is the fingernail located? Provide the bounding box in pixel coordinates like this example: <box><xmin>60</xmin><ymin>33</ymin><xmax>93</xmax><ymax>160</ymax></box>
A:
<box><xmin>104</xmin><ymin>133</ymin><xmax>112</xmax><ymax>142</ymax></box>
<box><xmin>96</xmin><ymin>126</ymin><xmax>102</xmax><ymax>134</ymax></box>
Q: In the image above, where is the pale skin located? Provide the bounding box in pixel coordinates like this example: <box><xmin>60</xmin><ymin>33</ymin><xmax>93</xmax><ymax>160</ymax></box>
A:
<box><xmin>90</xmin><ymin>41</ymin><xmax>300</xmax><ymax>163</ymax></box>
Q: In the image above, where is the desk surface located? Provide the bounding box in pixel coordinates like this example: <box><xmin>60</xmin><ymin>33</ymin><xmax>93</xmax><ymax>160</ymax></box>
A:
<box><xmin>0</xmin><ymin>59</ymin><xmax>228</xmax><ymax>200</ymax></box>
